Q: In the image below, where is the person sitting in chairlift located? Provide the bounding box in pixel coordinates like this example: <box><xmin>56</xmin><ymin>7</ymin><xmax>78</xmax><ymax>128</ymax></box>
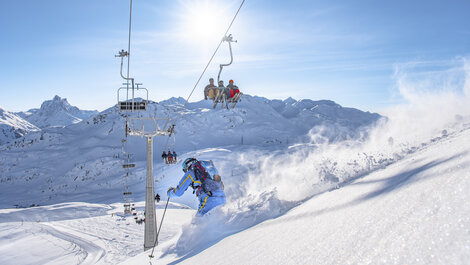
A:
<box><xmin>223</xmin><ymin>83</ymin><xmax>231</xmax><ymax>101</ymax></box>
<box><xmin>172</xmin><ymin>151</ymin><xmax>177</xmax><ymax>163</ymax></box>
<box><xmin>227</xmin><ymin>79</ymin><xmax>240</xmax><ymax>102</ymax></box>
<box><xmin>162</xmin><ymin>151</ymin><xmax>168</xmax><ymax>164</ymax></box>
<box><xmin>217</xmin><ymin>80</ymin><xmax>226</xmax><ymax>101</ymax></box>
<box><xmin>167</xmin><ymin>151</ymin><xmax>173</xmax><ymax>164</ymax></box>
<box><xmin>204</xmin><ymin>78</ymin><xmax>217</xmax><ymax>100</ymax></box>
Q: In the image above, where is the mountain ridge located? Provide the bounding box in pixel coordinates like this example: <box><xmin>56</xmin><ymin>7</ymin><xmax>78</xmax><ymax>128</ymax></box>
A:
<box><xmin>16</xmin><ymin>95</ymin><xmax>98</xmax><ymax>129</ymax></box>
<box><xmin>0</xmin><ymin>94</ymin><xmax>381</xmax><ymax>208</ymax></box>
<box><xmin>0</xmin><ymin>106</ymin><xmax>39</xmax><ymax>145</ymax></box>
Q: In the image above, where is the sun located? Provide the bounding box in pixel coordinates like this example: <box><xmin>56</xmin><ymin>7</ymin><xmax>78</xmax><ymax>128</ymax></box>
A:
<box><xmin>177</xmin><ymin>0</ymin><xmax>230</xmax><ymax>45</ymax></box>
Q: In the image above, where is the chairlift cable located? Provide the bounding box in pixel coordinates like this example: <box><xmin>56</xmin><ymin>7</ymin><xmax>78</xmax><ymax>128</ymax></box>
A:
<box><xmin>165</xmin><ymin>0</ymin><xmax>246</xmax><ymax>163</ymax></box>
<box><xmin>183</xmin><ymin>0</ymin><xmax>246</xmax><ymax>107</ymax></box>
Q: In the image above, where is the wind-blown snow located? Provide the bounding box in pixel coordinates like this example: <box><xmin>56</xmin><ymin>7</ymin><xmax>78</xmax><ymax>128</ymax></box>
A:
<box><xmin>123</xmin><ymin>73</ymin><xmax>470</xmax><ymax>263</ymax></box>
<box><xmin>147</xmin><ymin>126</ymin><xmax>470</xmax><ymax>265</ymax></box>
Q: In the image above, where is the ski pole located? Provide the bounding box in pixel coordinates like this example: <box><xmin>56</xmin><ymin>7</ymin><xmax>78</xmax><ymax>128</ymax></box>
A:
<box><xmin>149</xmin><ymin>196</ymin><xmax>170</xmax><ymax>259</ymax></box>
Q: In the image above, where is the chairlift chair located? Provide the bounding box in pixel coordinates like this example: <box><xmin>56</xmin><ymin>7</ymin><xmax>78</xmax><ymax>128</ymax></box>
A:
<box><xmin>213</xmin><ymin>34</ymin><xmax>238</xmax><ymax>109</ymax></box>
<box><xmin>212</xmin><ymin>34</ymin><xmax>243</xmax><ymax>109</ymax></box>
<box><xmin>115</xmin><ymin>49</ymin><xmax>148</xmax><ymax>112</ymax></box>
<box><xmin>117</xmin><ymin>83</ymin><xmax>149</xmax><ymax>111</ymax></box>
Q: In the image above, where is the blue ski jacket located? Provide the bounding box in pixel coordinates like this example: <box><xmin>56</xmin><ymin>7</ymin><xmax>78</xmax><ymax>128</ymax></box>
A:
<box><xmin>168</xmin><ymin>169</ymin><xmax>226</xmax><ymax>216</ymax></box>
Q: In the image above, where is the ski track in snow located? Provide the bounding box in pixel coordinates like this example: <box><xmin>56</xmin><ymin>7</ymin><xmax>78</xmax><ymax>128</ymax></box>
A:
<box><xmin>38</xmin><ymin>223</ymin><xmax>106</xmax><ymax>265</ymax></box>
<box><xmin>0</xmin><ymin>202</ymin><xmax>194</xmax><ymax>265</ymax></box>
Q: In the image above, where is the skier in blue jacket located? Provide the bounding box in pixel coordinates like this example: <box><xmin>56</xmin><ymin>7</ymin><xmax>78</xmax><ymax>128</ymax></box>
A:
<box><xmin>167</xmin><ymin>158</ymin><xmax>226</xmax><ymax>216</ymax></box>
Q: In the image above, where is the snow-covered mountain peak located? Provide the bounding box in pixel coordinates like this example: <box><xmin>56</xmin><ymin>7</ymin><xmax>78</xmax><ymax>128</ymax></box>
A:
<box><xmin>39</xmin><ymin>95</ymin><xmax>82</xmax><ymax>116</ymax></box>
<box><xmin>0</xmin><ymin>105</ymin><xmax>7</xmax><ymax>116</ymax></box>
<box><xmin>0</xmin><ymin>106</ymin><xmax>39</xmax><ymax>145</ymax></box>
<box><xmin>283</xmin><ymin>97</ymin><xmax>297</xmax><ymax>105</ymax></box>
<box><xmin>17</xmin><ymin>95</ymin><xmax>99</xmax><ymax>129</ymax></box>
<box><xmin>47</xmin><ymin>95</ymin><xmax>65</xmax><ymax>104</ymax></box>
<box><xmin>159</xmin><ymin>97</ymin><xmax>187</xmax><ymax>106</ymax></box>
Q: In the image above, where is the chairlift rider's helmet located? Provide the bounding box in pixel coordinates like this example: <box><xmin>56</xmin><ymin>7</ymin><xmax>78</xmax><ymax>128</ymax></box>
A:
<box><xmin>182</xmin><ymin>158</ymin><xmax>197</xmax><ymax>173</ymax></box>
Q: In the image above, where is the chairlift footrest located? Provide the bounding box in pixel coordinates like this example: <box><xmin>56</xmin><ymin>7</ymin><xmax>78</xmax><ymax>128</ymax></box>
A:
<box><xmin>119</xmin><ymin>101</ymin><xmax>147</xmax><ymax>111</ymax></box>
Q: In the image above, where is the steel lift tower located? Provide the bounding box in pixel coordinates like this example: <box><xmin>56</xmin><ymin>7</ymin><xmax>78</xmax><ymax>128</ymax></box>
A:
<box><xmin>115</xmin><ymin>0</ymin><xmax>174</xmax><ymax>250</ymax></box>
<box><xmin>126</xmin><ymin>117</ymin><xmax>173</xmax><ymax>250</ymax></box>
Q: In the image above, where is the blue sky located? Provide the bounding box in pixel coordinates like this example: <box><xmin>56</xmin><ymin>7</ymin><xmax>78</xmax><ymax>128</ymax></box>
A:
<box><xmin>1</xmin><ymin>0</ymin><xmax>469</xmax><ymax>112</ymax></box>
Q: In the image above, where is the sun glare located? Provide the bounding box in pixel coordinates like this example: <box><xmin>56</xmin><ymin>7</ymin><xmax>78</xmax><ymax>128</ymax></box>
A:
<box><xmin>178</xmin><ymin>1</ymin><xmax>230</xmax><ymax>45</ymax></box>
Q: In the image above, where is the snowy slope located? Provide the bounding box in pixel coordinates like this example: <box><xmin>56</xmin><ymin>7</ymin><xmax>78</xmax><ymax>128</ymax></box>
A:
<box><xmin>0</xmin><ymin>95</ymin><xmax>380</xmax><ymax>208</ymax></box>
<box><xmin>0</xmin><ymin>88</ymin><xmax>469</xmax><ymax>264</ymax></box>
<box><xmin>1</xmin><ymin>116</ymin><xmax>468</xmax><ymax>265</ymax></box>
<box><xmin>17</xmin><ymin>95</ymin><xmax>98</xmax><ymax>128</ymax></box>
<box><xmin>0</xmin><ymin>106</ymin><xmax>39</xmax><ymax>145</ymax></box>
<box><xmin>123</xmin><ymin>118</ymin><xmax>470</xmax><ymax>265</ymax></box>
<box><xmin>0</xmin><ymin>201</ymin><xmax>194</xmax><ymax>265</ymax></box>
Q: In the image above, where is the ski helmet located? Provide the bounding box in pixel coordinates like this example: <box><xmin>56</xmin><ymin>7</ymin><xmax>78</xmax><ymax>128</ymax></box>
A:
<box><xmin>182</xmin><ymin>158</ymin><xmax>197</xmax><ymax>172</ymax></box>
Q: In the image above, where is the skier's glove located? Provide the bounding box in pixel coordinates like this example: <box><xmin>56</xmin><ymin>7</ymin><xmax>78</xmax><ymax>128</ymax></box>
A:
<box><xmin>167</xmin><ymin>187</ymin><xmax>175</xmax><ymax>196</ymax></box>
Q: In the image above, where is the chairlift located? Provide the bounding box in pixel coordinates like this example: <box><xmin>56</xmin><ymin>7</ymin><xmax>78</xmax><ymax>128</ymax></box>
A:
<box><xmin>166</xmin><ymin>150</ymin><xmax>178</xmax><ymax>164</ymax></box>
<box><xmin>117</xmin><ymin>83</ymin><xmax>148</xmax><ymax>111</ymax></box>
<box><xmin>162</xmin><ymin>124</ymin><xmax>178</xmax><ymax>165</ymax></box>
<box><xmin>115</xmin><ymin>49</ymin><xmax>148</xmax><ymax>111</ymax></box>
<box><xmin>211</xmin><ymin>34</ymin><xmax>243</xmax><ymax>109</ymax></box>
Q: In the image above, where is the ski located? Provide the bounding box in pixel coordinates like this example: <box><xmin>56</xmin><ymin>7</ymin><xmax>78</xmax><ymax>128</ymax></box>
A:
<box><xmin>230</xmin><ymin>92</ymin><xmax>243</xmax><ymax>109</ymax></box>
